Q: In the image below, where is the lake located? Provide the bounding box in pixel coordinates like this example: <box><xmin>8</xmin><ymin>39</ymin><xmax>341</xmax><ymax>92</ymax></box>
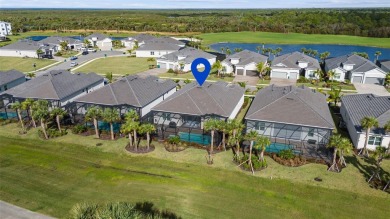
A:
<box><xmin>210</xmin><ymin>43</ymin><xmax>390</xmax><ymax>62</ymax></box>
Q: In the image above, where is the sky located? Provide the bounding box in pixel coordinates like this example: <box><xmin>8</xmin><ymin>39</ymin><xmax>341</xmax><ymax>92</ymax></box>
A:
<box><xmin>0</xmin><ymin>0</ymin><xmax>389</xmax><ymax>9</ymax></box>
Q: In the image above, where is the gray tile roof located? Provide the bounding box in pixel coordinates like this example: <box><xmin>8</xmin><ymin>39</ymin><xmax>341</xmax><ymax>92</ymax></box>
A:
<box><xmin>152</xmin><ymin>81</ymin><xmax>245</xmax><ymax>117</ymax></box>
<box><xmin>0</xmin><ymin>39</ymin><xmax>55</xmax><ymax>51</ymax></box>
<box><xmin>145</xmin><ymin>37</ymin><xmax>185</xmax><ymax>46</ymax></box>
<box><xmin>85</xmin><ymin>33</ymin><xmax>110</xmax><ymax>40</ymax></box>
<box><xmin>246</xmin><ymin>85</ymin><xmax>334</xmax><ymax>129</ymax></box>
<box><xmin>272</xmin><ymin>52</ymin><xmax>320</xmax><ymax>70</ymax></box>
<box><xmin>137</xmin><ymin>42</ymin><xmax>181</xmax><ymax>51</ymax></box>
<box><xmin>131</xmin><ymin>34</ymin><xmax>157</xmax><ymax>42</ymax></box>
<box><xmin>325</xmin><ymin>54</ymin><xmax>383</xmax><ymax>73</ymax></box>
<box><xmin>75</xmin><ymin>75</ymin><xmax>177</xmax><ymax>107</ymax></box>
<box><xmin>341</xmin><ymin>94</ymin><xmax>390</xmax><ymax>134</ymax></box>
<box><xmin>39</xmin><ymin>36</ymin><xmax>82</xmax><ymax>45</ymax></box>
<box><xmin>157</xmin><ymin>47</ymin><xmax>216</xmax><ymax>64</ymax></box>
<box><xmin>377</xmin><ymin>59</ymin><xmax>390</xmax><ymax>73</ymax></box>
<box><xmin>223</xmin><ymin>50</ymin><xmax>268</xmax><ymax>66</ymax></box>
<box><xmin>0</xmin><ymin>70</ymin><xmax>25</xmax><ymax>86</ymax></box>
<box><xmin>4</xmin><ymin>70</ymin><xmax>103</xmax><ymax>100</ymax></box>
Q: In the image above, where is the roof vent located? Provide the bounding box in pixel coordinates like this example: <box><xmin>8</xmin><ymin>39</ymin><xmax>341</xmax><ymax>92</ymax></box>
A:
<box><xmin>287</xmin><ymin>97</ymin><xmax>294</xmax><ymax>100</ymax></box>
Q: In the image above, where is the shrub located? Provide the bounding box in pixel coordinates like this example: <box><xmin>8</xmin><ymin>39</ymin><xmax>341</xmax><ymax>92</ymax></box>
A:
<box><xmin>167</xmin><ymin>68</ymin><xmax>175</xmax><ymax>73</ymax></box>
<box><xmin>279</xmin><ymin>149</ymin><xmax>295</xmax><ymax>160</ymax></box>
<box><xmin>263</xmin><ymin>75</ymin><xmax>271</xmax><ymax>80</ymax></box>
<box><xmin>242</xmin><ymin>96</ymin><xmax>250</xmax><ymax>108</ymax></box>
<box><xmin>168</xmin><ymin>136</ymin><xmax>180</xmax><ymax>145</ymax></box>
<box><xmin>297</xmin><ymin>76</ymin><xmax>309</xmax><ymax>83</ymax></box>
<box><xmin>55</xmin><ymin>51</ymin><xmax>63</xmax><ymax>56</ymax></box>
<box><xmin>344</xmin><ymin>79</ymin><xmax>351</xmax><ymax>84</ymax></box>
<box><xmin>72</xmin><ymin>124</ymin><xmax>87</xmax><ymax>134</ymax></box>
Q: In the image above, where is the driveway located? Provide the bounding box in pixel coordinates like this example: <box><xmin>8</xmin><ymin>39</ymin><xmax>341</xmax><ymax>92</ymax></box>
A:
<box><xmin>353</xmin><ymin>83</ymin><xmax>389</xmax><ymax>96</ymax></box>
<box><xmin>233</xmin><ymin>75</ymin><xmax>258</xmax><ymax>86</ymax></box>
<box><xmin>270</xmin><ymin>78</ymin><xmax>297</xmax><ymax>86</ymax></box>
<box><xmin>36</xmin><ymin>51</ymin><xmax>125</xmax><ymax>76</ymax></box>
<box><xmin>0</xmin><ymin>200</ymin><xmax>55</xmax><ymax>219</ymax></box>
<box><xmin>137</xmin><ymin>68</ymin><xmax>167</xmax><ymax>77</ymax></box>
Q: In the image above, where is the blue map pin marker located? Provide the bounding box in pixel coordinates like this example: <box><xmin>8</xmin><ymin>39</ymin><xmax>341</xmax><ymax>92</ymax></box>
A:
<box><xmin>191</xmin><ymin>58</ymin><xmax>211</xmax><ymax>86</ymax></box>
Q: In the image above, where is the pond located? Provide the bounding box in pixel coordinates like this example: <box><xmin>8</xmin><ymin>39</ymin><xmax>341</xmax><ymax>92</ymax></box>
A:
<box><xmin>210</xmin><ymin>43</ymin><xmax>390</xmax><ymax>62</ymax></box>
<box><xmin>27</xmin><ymin>36</ymin><xmax>125</xmax><ymax>41</ymax></box>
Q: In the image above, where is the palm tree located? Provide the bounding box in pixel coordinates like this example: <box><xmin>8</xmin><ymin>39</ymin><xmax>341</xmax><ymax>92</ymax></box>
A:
<box><xmin>36</xmin><ymin>49</ymin><xmax>44</xmax><ymax>59</ymax></box>
<box><xmin>83</xmin><ymin>39</ymin><xmax>91</xmax><ymax>48</ymax></box>
<box><xmin>327</xmin><ymin>134</ymin><xmax>342</xmax><ymax>172</ymax></box>
<box><xmin>256</xmin><ymin>46</ymin><xmax>262</xmax><ymax>54</ymax></box>
<box><xmin>338</xmin><ymin>137</ymin><xmax>352</xmax><ymax>167</ymax></box>
<box><xmin>50</xmin><ymin>107</ymin><xmax>66</xmax><ymax>132</ymax></box>
<box><xmin>220</xmin><ymin>47</ymin><xmax>225</xmax><ymax>54</ymax></box>
<box><xmin>368</xmin><ymin>146</ymin><xmax>388</xmax><ymax>183</ymax></box>
<box><xmin>11</xmin><ymin>101</ymin><xmax>24</xmax><ymax>130</ymax></box>
<box><xmin>253</xmin><ymin>135</ymin><xmax>271</xmax><ymax>163</ymax></box>
<box><xmin>216</xmin><ymin>120</ymin><xmax>228</xmax><ymax>151</ymax></box>
<box><xmin>129</xmin><ymin>121</ymin><xmax>140</xmax><ymax>149</ymax></box>
<box><xmin>139</xmin><ymin>123</ymin><xmax>156</xmax><ymax>150</ymax></box>
<box><xmin>374</xmin><ymin>51</ymin><xmax>381</xmax><ymax>63</ymax></box>
<box><xmin>125</xmin><ymin>109</ymin><xmax>139</xmax><ymax>122</ymax></box>
<box><xmin>60</xmin><ymin>41</ymin><xmax>69</xmax><ymax>53</ymax></box>
<box><xmin>327</xmin><ymin>86</ymin><xmax>343</xmax><ymax>106</ymax></box>
<box><xmin>256</xmin><ymin>62</ymin><xmax>267</xmax><ymax>79</ymax></box>
<box><xmin>237</xmin><ymin>81</ymin><xmax>247</xmax><ymax>89</ymax></box>
<box><xmin>85</xmin><ymin>106</ymin><xmax>103</xmax><ymax>138</ymax></box>
<box><xmin>226</xmin><ymin>48</ymin><xmax>232</xmax><ymax>55</ymax></box>
<box><xmin>102</xmin><ymin>108</ymin><xmax>120</xmax><ymax>140</ymax></box>
<box><xmin>105</xmin><ymin>72</ymin><xmax>114</xmax><ymax>83</ymax></box>
<box><xmin>313</xmin><ymin>69</ymin><xmax>324</xmax><ymax>83</ymax></box>
<box><xmin>360</xmin><ymin>116</ymin><xmax>379</xmax><ymax>157</ymax></box>
<box><xmin>26</xmin><ymin>72</ymin><xmax>36</xmax><ymax>79</ymax></box>
<box><xmin>204</xmin><ymin>119</ymin><xmax>219</xmax><ymax>164</ymax></box>
<box><xmin>319</xmin><ymin>51</ymin><xmax>330</xmax><ymax>63</ymax></box>
<box><xmin>327</xmin><ymin>70</ymin><xmax>336</xmax><ymax>81</ymax></box>
<box><xmin>241</xmin><ymin>130</ymin><xmax>258</xmax><ymax>175</ymax></box>
<box><xmin>22</xmin><ymin>98</ymin><xmax>36</xmax><ymax>128</ymax></box>
<box><xmin>383</xmin><ymin>121</ymin><xmax>390</xmax><ymax>154</ymax></box>
<box><xmin>121</xmin><ymin>120</ymin><xmax>134</xmax><ymax>148</ymax></box>
<box><xmin>227</xmin><ymin>119</ymin><xmax>244</xmax><ymax>159</ymax></box>
<box><xmin>275</xmin><ymin>47</ymin><xmax>282</xmax><ymax>56</ymax></box>
<box><xmin>212</xmin><ymin>60</ymin><xmax>223</xmax><ymax>77</ymax></box>
<box><xmin>32</xmin><ymin>100</ymin><xmax>49</xmax><ymax>139</ymax></box>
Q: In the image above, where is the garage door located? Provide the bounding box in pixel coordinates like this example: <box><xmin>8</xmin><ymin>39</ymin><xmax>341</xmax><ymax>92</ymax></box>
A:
<box><xmin>246</xmin><ymin>70</ymin><xmax>258</xmax><ymax>77</ymax></box>
<box><xmin>237</xmin><ymin>69</ymin><xmax>244</xmax><ymax>75</ymax></box>
<box><xmin>353</xmin><ymin>76</ymin><xmax>363</xmax><ymax>83</ymax></box>
<box><xmin>365</xmin><ymin>77</ymin><xmax>384</xmax><ymax>85</ymax></box>
<box><xmin>289</xmin><ymin>72</ymin><xmax>298</xmax><ymax>80</ymax></box>
<box><xmin>272</xmin><ymin>72</ymin><xmax>287</xmax><ymax>79</ymax></box>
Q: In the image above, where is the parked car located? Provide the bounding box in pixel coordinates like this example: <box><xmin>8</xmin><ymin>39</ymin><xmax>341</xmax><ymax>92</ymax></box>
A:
<box><xmin>70</xmin><ymin>56</ymin><xmax>78</xmax><ymax>60</ymax></box>
<box><xmin>82</xmin><ymin>51</ymin><xmax>89</xmax><ymax>55</ymax></box>
<box><xmin>87</xmin><ymin>48</ymin><xmax>97</xmax><ymax>52</ymax></box>
<box><xmin>70</xmin><ymin>62</ymin><xmax>78</xmax><ymax>67</ymax></box>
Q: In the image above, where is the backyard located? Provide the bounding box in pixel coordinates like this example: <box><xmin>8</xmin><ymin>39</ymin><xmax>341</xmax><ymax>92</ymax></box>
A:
<box><xmin>75</xmin><ymin>56</ymin><xmax>150</xmax><ymax>76</ymax></box>
<box><xmin>0</xmin><ymin>57</ymin><xmax>57</xmax><ymax>72</ymax></box>
<box><xmin>0</xmin><ymin>122</ymin><xmax>389</xmax><ymax>218</ymax></box>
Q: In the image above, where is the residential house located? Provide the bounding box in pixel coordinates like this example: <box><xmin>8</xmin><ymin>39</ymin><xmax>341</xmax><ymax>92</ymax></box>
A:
<box><xmin>72</xmin><ymin>75</ymin><xmax>177</xmax><ymax>119</ymax></box>
<box><xmin>145</xmin><ymin>37</ymin><xmax>185</xmax><ymax>48</ymax></box>
<box><xmin>135</xmin><ymin>37</ymin><xmax>184</xmax><ymax>58</ymax></box>
<box><xmin>0</xmin><ymin>21</ymin><xmax>12</xmax><ymax>41</ymax></box>
<box><xmin>156</xmin><ymin>47</ymin><xmax>216</xmax><ymax>72</ymax></box>
<box><xmin>152</xmin><ymin>81</ymin><xmax>245</xmax><ymax>145</ymax></box>
<box><xmin>340</xmin><ymin>94</ymin><xmax>390</xmax><ymax>150</ymax></box>
<box><xmin>0</xmin><ymin>39</ymin><xmax>57</xmax><ymax>58</ymax></box>
<box><xmin>121</xmin><ymin>34</ymin><xmax>156</xmax><ymax>49</ymax></box>
<box><xmin>245</xmin><ymin>85</ymin><xmax>334</xmax><ymax>158</ymax></box>
<box><xmin>270</xmin><ymin>52</ymin><xmax>321</xmax><ymax>80</ymax></box>
<box><xmin>85</xmin><ymin>33</ymin><xmax>112</xmax><ymax>50</ymax></box>
<box><xmin>1</xmin><ymin>70</ymin><xmax>104</xmax><ymax>108</ymax></box>
<box><xmin>39</xmin><ymin>36</ymin><xmax>83</xmax><ymax>51</ymax></box>
<box><xmin>376</xmin><ymin>59</ymin><xmax>390</xmax><ymax>73</ymax></box>
<box><xmin>325</xmin><ymin>54</ymin><xmax>387</xmax><ymax>85</ymax></box>
<box><xmin>222</xmin><ymin>50</ymin><xmax>268</xmax><ymax>76</ymax></box>
<box><xmin>0</xmin><ymin>70</ymin><xmax>26</xmax><ymax>93</ymax></box>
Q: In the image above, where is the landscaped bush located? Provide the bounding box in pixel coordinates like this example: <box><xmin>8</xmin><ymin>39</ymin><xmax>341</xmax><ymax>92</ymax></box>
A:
<box><xmin>263</xmin><ymin>75</ymin><xmax>271</xmax><ymax>80</ymax></box>
<box><xmin>165</xmin><ymin>136</ymin><xmax>188</xmax><ymax>152</ymax></box>
<box><xmin>297</xmin><ymin>76</ymin><xmax>309</xmax><ymax>83</ymax></box>
<box><xmin>71</xmin><ymin>124</ymin><xmax>87</xmax><ymax>134</ymax></box>
<box><xmin>55</xmin><ymin>51</ymin><xmax>63</xmax><ymax>56</ymax></box>
<box><xmin>235</xmin><ymin>154</ymin><xmax>267</xmax><ymax>171</ymax></box>
<box><xmin>1</xmin><ymin>118</ymin><xmax>18</xmax><ymax>126</ymax></box>
<box><xmin>168</xmin><ymin>136</ymin><xmax>180</xmax><ymax>145</ymax></box>
<box><xmin>242</xmin><ymin>96</ymin><xmax>250</xmax><ymax>108</ymax></box>
<box><xmin>167</xmin><ymin>68</ymin><xmax>175</xmax><ymax>73</ymax></box>
<box><xmin>279</xmin><ymin>149</ymin><xmax>295</xmax><ymax>159</ymax></box>
<box><xmin>270</xmin><ymin>150</ymin><xmax>307</xmax><ymax>167</ymax></box>
<box><xmin>38</xmin><ymin>128</ymin><xmax>67</xmax><ymax>139</ymax></box>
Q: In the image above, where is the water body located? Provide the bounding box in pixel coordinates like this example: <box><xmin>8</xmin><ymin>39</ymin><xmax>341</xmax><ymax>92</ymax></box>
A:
<box><xmin>210</xmin><ymin>43</ymin><xmax>390</xmax><ymax>62</ymax></box>
<box><xmin>27</xmin><ymin>35</ymin><xmax>125</xmax><ymax>41</ymax></box>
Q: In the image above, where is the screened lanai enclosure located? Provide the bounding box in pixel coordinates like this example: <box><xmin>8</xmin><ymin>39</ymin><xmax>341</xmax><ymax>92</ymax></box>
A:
<box><xmin>153</xmin><ymin>111</ymin><xmax>223</xmax><ymax>146</ymax></box>
<box><xmin>246</xmin><ymin>120</ymin><xmax>333</xmax><ymax>161</ymax></box>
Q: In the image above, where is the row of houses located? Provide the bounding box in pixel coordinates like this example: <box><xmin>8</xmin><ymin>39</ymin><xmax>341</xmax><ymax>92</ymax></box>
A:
<box><xmin>1</xmin><ymin>69</ymin><xmax>389</xmax><ymax>155</ymax></box>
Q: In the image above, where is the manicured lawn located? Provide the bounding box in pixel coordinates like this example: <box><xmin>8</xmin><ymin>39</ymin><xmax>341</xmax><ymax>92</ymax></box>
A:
<box><xmin>0</xmin><ymin>57</ymin><xmax>57</xmax><ymax>72</ymax></box>
<box><xmin>159</xmin><ymin>72</ymin><xmax>235</xmax><ymax>82</ymax></box>
<box><xmin>75</xmin><ymin>57</ymin><xmax>150</xmax><ymax>75</ymax></box>
<box><xmin>296</xmin><ymin>82</ymin><xmax>356</xmax><ymax>91</ymax></box>
<box><xmin>236</xmin><ymin>98</ymin><xmax>252</xmax><ymax>122</ymax></box>
<box><xmin>199</xmin><ymin>31</ymin><xmax>390</xmax><ymax>48</ymax></box>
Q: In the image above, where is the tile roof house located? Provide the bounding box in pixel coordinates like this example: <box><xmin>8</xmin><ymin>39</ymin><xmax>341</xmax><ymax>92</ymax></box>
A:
<box><xmin>152</xmin><ymin>81</ymin><xmax>244</xmax><ymax>144</ymax></box>
<box><xmin>135</xmin><ymin>40</ymin><xmax>182</xmax><ymax>58</ymax></box>
<box><xmin>0</xmin><ymin>39</ymin><xmax>57</xmax><ymax>58</ymax></box>
<box><xmin>85</xmin><ymin>33</ymin><xmax>112</xmax><ymax>51</ymax></box>
<box><xmin>270</xmin><ymin>52</ymin><xmax>321</xmax><ymax>80</ymax></box>
<box><xmin>0</xmin><ymin>70</ymin><xmax>26</xmax><ymax>93</ymax></box>
<box><xmin>2</xmin><ymin>70</ymin><xmax>104</xmax><ymax>107</ymax></box>
<box><xmin>222</xmin><ymin>50</ymin><xmax>268</xmax><ymax>76</ymax></box>
<box><xmin>341</xmin><ymin>94</ymin><xmax>390</xmax><ymax>150</ymax></box>
<box><xmin>376</xmin><ymin>59</ymin><xmax>390</xmax><ymax>73</ymax></box>
<box><xmin>325</xmin><ymin>54</ymin><xmax>387</xmax><ymax>85</ymax></box>
<box><xmin>156</xmin><ymin>47</ymin><xmax>216</xmax><ymax>72</ymax></box>
<box><xmin>121</xmin><ymin>34</ymin><xmax>157</xmax><ymax>49</ymax></box>
<box><xmin>39</xmin><ymin>36</ymin><xmax>83</xmax><ymax>51</ymax></box>
<box><xmin>73</xmin><ymin>75</ymin><xmax>177</xmax><ymax>118</ymax></box>
<box><xmin>245</xmin><ymin>85</ymin><xmax>334</xmax><ymax>156</ymax></box>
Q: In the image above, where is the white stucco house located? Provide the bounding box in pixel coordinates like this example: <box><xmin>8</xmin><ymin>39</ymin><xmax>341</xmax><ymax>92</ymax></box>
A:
<box><xmin>135</xmin><ymin>42</ymin><xmax>181</xmax><ymax>58</ymax></box>
<box><xmin>121</xmin><ymin>33</ymin><xmax>156</xmax><ymax>49</ymax></box>
<box><xmin>0</xmin><ymin>21</ymin><xmax>12</xmax><ymax>38</ymax></box>
<box><xmin>0</xmin><ymin>39</ymin><xmax>57</xmax><ymax>58</ymax></box>
<box><xmin>341</xmin><ymin>94</ymin><xmax>390</xmax><ymax>150</ymax></box>
<box><xmin>39</xmin><ymin>36</ymin><xmax>84</xmax><ymax>51</ymax></box>
<box><xmin>270</xmin><ymin>52</ymin><xmax>321</xmax><ymax>80</ymax></box>
<box><xmin>325</xmin><ymin>54</ymin><xmax>387</xmax><ymax>85</ymax></box>
<box><xmin>156</xmin><ymin>47</ymin><xmax>216</xmax><ymax>72</ymax></box>
<box><xmin>222</xmin><ymin>50</ymin><xmax>268</xmax><ymax>76</ymax></box>
<box><xmin>85</xmin><ymin>33</ymin><xmax>112</xmax><ymax>51</ymax></box>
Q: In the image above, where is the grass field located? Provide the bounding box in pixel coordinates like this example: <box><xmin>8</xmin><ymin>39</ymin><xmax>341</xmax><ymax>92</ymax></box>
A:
<box><xmin>0</xmin><ymin>123</ymin><xmax>389</xmax><ymax>218</ymax></box>
<box><xmin>199</xmin><ymin>31</ymin><xmax>390</xmax><ymax>48</ymax></box>
<box><xmin>0</xmin><ymin>57</ymin><xmax>57</xmax><ymax>72</ymax></box>
<box><xmin>75</xmin><ymin>57</ymin><xmax>150</xmax><ymax>75</ymax></box>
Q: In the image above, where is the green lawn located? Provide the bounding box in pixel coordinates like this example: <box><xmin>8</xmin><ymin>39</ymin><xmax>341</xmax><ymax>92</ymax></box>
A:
<box><xmin>75</xmin><ymin>57</ymin><xmax>150</xmax><ymax>75</ymax></box>
<box><xmin>0</xmin><ymin>57</ymin><xmax>57</xmax><ymax>72</ymax></box>
<box><xmin>199</xmin><ymin>31</ymin><xmax>390</xmax><ymax>48</ymax></box>
<box><xmin>296</xmin><ymin>82</ymin><xmax>356</xmax><ymax>91</ymax></box>
<box><xmin>159</xmin><ymin>72</ymin><xmax>235</xmax><ymax>82</ymax></box>
<box><xmin>0</xmin><ymin>123</ymin><xmax>389</xmax><ymax>218</ymax></box>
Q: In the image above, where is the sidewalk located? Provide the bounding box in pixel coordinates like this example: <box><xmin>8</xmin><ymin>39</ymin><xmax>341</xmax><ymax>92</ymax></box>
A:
<box><xmin>0</xmin><ymin>200</ymin><xmax>55</xmax><ymax>219</ymax></box>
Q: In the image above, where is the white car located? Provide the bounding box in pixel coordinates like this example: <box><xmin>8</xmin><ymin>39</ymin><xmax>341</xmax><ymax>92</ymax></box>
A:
<box><xmin>70</xmin><ymin>62</ymin><xmax>78</xmax><ymax>67</ymax></box>
<box><xmin>87</xmin><ymin>48</ymin><xmax>97</xmax><ymax>52</ymax></box>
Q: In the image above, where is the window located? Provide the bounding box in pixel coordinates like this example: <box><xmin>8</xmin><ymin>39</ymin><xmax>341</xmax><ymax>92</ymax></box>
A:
<box><xmin>334</xmin><ymin>73</ymin><xmax>341</xmax><ymax>79</ymax></box>
<box><xmin>150</xmin><ymin>51</ymin><xmax>155</xmax><ymax>55</ymax></box>
<box><xmin>4</xmin><ymin>85</ymin><xmax>7</xmax><ymax>91</ymax></box>
<box><xmin>162</xmin><ymin>113</ymin><xmax>170</xmax><ymax>121</ymax></box>
<box><xmin>259</xmin><ymin>122</ymin><xmax>265</xmax><ymax>131</ymax></box>
<box><xmin>368</xmin><ymin>136</ymin><xmax>382</xmax><ymax>146</ymax></box>
<box><xmin>308</xmin><ymin>128</ymin><xmax>315</xmax><ymax>137</ymax></box>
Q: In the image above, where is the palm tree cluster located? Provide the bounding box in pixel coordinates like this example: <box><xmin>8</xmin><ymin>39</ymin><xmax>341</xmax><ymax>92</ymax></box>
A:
<box><xmin>301</xmin><ymin>48</ymin><xmax>318</xmax><ymax>57</ymax></box>
<box><xmin>327</xmin><ymin>134</ymin><xmax>352</xmax><ymax>172</ymax></box>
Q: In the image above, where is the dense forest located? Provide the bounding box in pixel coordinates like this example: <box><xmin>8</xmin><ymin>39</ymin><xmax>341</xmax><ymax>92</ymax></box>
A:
<box><xmin>0</xmin><ymin>8</ymin><xmax>389</xmax><ymax>37</ymax></box>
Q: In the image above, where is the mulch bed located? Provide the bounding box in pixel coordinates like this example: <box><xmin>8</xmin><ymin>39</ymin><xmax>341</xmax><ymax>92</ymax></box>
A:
<box><xmin>269</xmin><ymin>153</ymin><xmax>308</xmax><ymax>167</ymax></box>
<box><xmin>125</xmin><ymin>144</ymin><xmax>155</xmax><ymax>154</ymax></box>
<box><xmin>164</xmin><ymin>144</ymin><xmax>188</xmax><ymax>152</ymax></box>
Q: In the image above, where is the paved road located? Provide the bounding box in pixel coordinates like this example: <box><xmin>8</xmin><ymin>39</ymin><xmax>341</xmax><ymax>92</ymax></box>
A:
<box><xmin>354</xmin><ymin>83</ymin><xmax>389</xmax><ymax>96</ymax></box>
<box><xmin>36</xmin><ymin>51</ymin><xmax>124</xmax><ymax>76</ymax></box>
<box><xmin>0</xmin><ymin>200</ymin><xmax>55</xmax><ymax>219</ymax></box>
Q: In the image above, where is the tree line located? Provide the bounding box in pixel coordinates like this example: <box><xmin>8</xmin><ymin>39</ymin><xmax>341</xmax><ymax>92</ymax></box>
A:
<box><xmin>0</xmin><ymin>8</ymin><xmax>389</xmax><ymax>37</ymax></box>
